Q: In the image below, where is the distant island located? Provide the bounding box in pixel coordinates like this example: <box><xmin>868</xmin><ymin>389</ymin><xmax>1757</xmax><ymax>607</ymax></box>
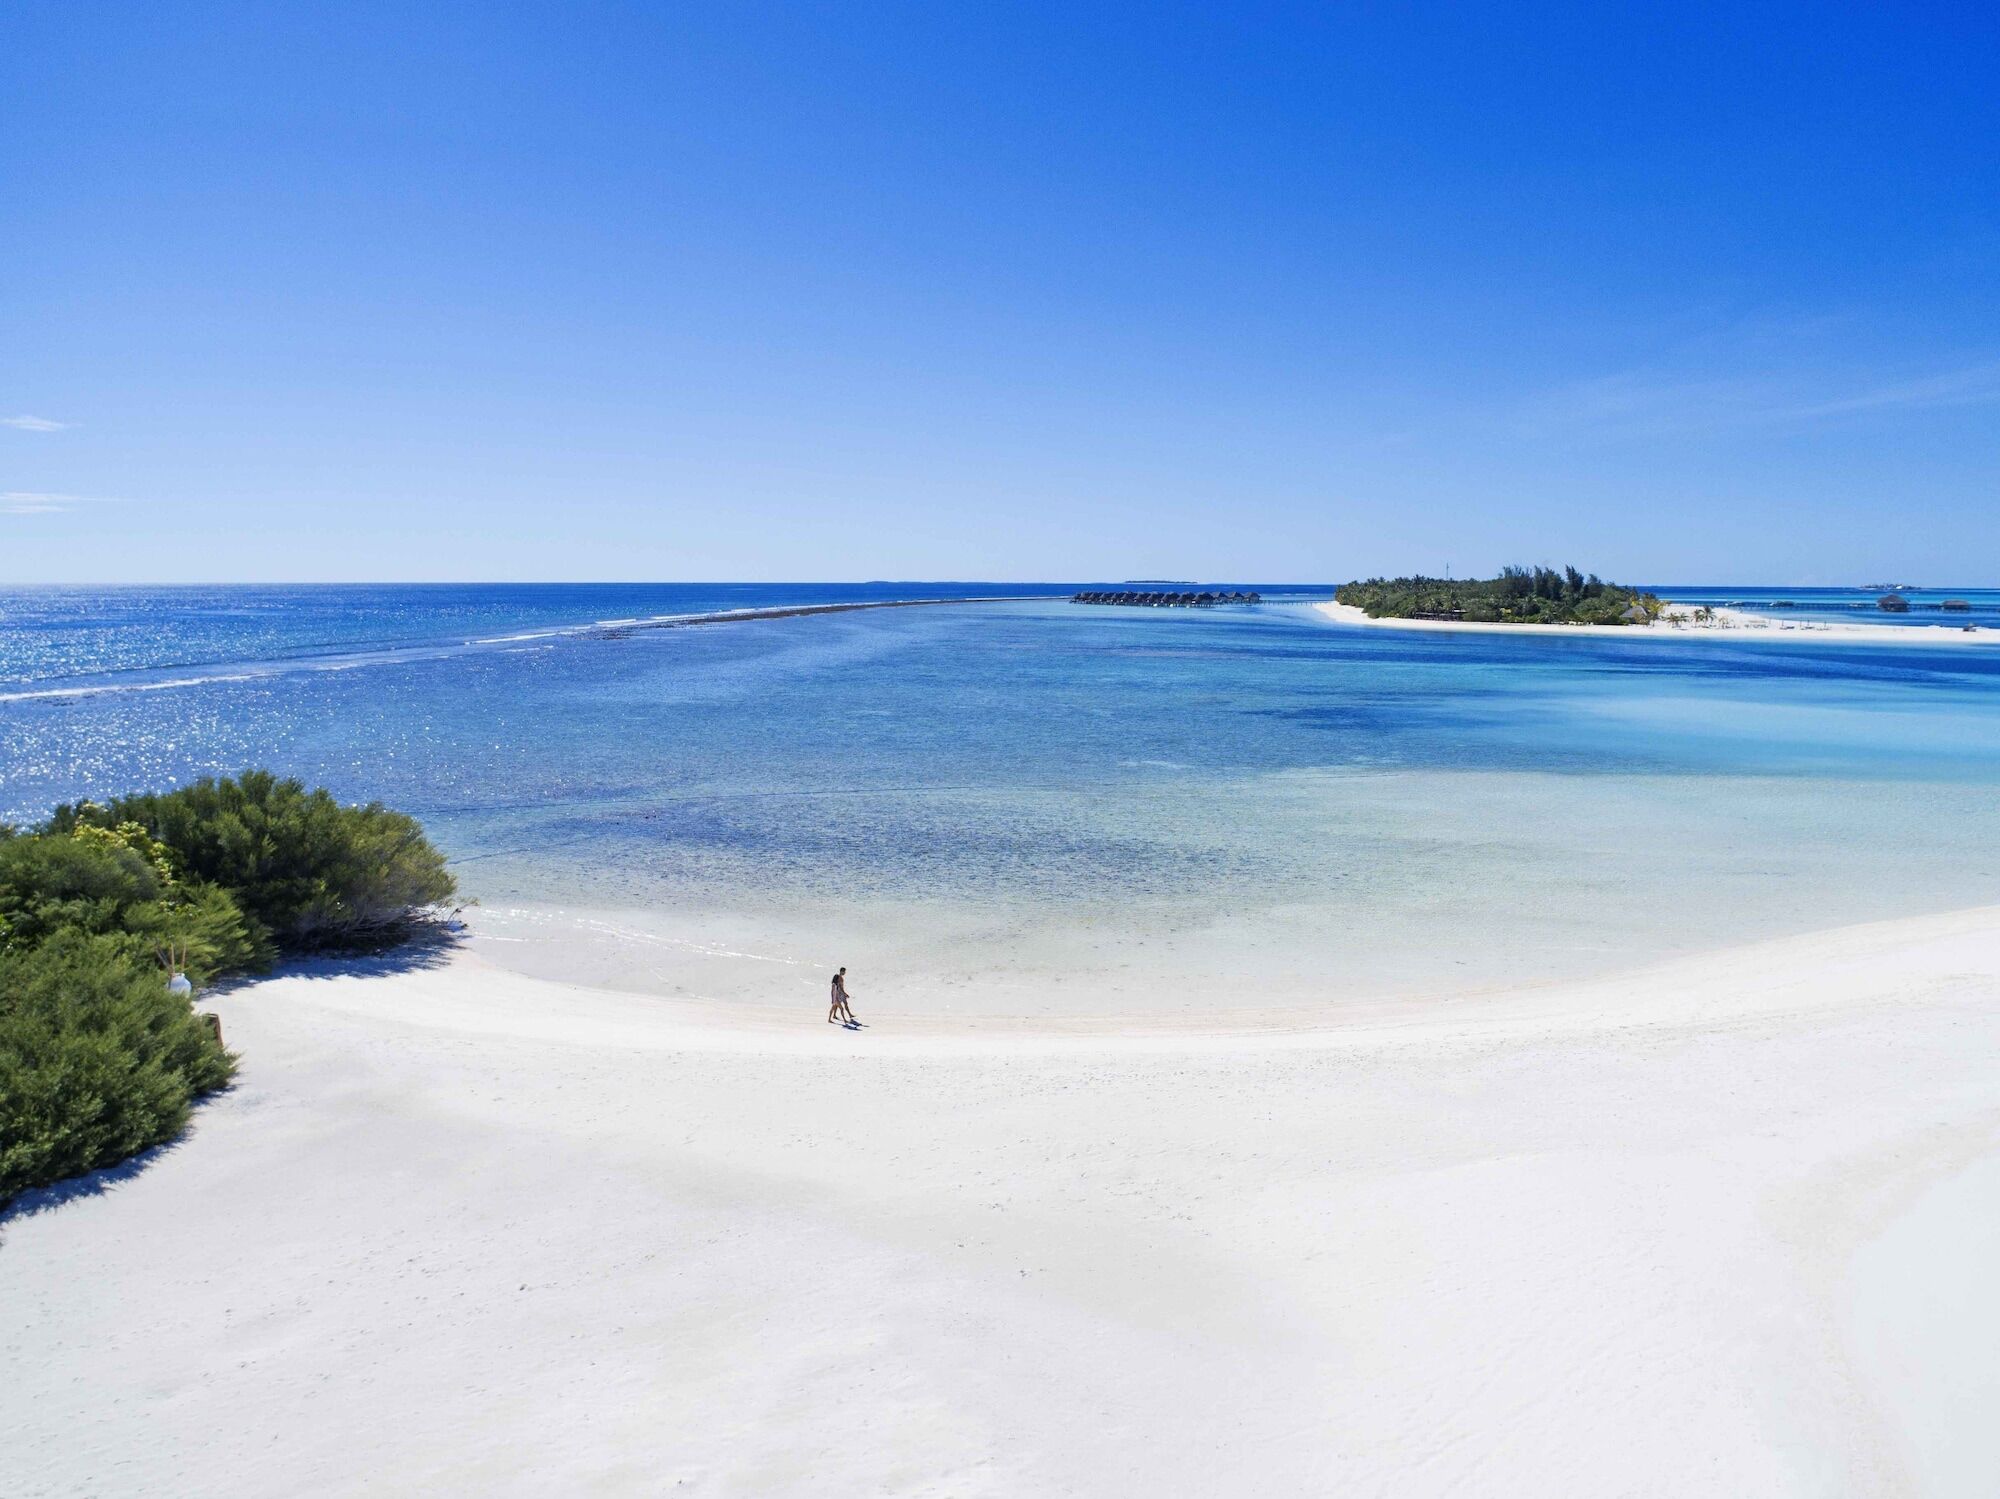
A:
<box><xmin>1336</xmin><ymin>566</ymin><xmax>1665</xmax><ymax>626</ymax></box>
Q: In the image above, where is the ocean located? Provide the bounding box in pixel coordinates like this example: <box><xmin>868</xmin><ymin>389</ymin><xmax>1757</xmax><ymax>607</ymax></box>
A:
<box><xmin>1657</xmin><ymin>585</ymin><xmax>2000</xmax><ymax>628</ymax></box>
<box><xmin>6</xmin><ymin>582</ymin><xmax>2000</xmax><ymax>1015</ymax></box>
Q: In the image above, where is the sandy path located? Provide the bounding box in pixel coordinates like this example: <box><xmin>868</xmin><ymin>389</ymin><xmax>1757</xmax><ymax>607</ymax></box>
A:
<box><xmin>6</xmin><ymin>910</ymin><xmax>2000</xmax><ymax>1496</ymax></box>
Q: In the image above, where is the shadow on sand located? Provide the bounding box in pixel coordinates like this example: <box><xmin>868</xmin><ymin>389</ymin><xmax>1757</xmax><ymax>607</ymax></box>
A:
<box><xmin>211</xmin><ymin>922</ymin><xmax>465</xmax><ymax>992</ymax></box>
<box><xmin>1</xmin><ymin>926</ymin><xmax>465</xmax><ymax>1240</ymax></box>
<box><xmin>0</xmin><ymin>1121</ymin><xmax>207</xmax><ymax>1237</ymax></box>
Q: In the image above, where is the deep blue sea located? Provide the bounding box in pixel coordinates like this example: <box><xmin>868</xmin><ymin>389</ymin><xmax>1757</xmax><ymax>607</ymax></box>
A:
<box><xmin>6</xmin><ymin>582</ymin><xmax>2000</xmax><ymax>1013</ymax></box>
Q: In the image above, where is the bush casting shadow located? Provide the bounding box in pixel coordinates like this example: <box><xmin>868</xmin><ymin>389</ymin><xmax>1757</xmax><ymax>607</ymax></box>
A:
<box><xmin>269</xmin><ymin>923</ymin><xmax>464</xmax><ymax>983</ymax></box>
<box><xmin>0</xmin><ymin>1082</ymin><xmax>233</xmax><ymax>1239</ymax></box>
<box><xmin>3</xmin><ymin>771</ymin><xmax>459</xmax><ymax>1206</ymax></box>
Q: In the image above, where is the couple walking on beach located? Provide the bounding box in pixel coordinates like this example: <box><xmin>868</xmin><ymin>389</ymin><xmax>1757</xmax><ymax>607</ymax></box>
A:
<box><xmin>829</xmin><ymin>966</ymin><xmax>859</xmax><ymax>1026</ymax></box>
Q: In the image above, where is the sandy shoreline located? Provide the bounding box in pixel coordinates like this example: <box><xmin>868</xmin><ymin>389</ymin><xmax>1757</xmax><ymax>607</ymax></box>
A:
<box><xmin>1315</xmin><ymin>597</ymin><xmax>1993</xmax><ymax>643</ymax></box>
<box><xmin>6</xmin><ymin>906</ymin><xmax>2000</xmax><ymax>1495</ymax></box>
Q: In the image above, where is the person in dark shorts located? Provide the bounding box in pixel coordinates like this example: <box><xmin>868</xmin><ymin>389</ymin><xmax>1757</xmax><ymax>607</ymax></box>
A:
<box><xmin>829</xmin><ymin>966</ymin><xmax>856</xmax><ymax>1025</ymax></box>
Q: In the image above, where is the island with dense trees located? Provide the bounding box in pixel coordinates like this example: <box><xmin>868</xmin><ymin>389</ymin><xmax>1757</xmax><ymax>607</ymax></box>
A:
<box><xmin>1</xmin><ymin>771</ymin><xmax>457</xmax><ymax>1202</ymax></box>
<box><xmin>1336</xmin><ymin>566</ymin><xmax>1665</xmax><ymax>626</ymax></box>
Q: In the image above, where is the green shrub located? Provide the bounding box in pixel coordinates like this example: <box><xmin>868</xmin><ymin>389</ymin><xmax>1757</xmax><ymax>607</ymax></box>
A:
<box><xmin>121</xmin><ymin>882</ymin><xmax>266</xmax><ymax>983</ymax></box>
<box><xmin>0</xmin><ymin>930</ymin><xmax>236</xmax><ymax>1201</ymax></box>
<box><xmin>4</xmin><ymin>771</ymin><xmax>451</xmax><ymax>1202</ymax></box>
<box><xmin>0</xmin><ymin>828</ymin><xmax>263</xmax><ymax>981</ymax></box>
<box><xmin>1573</xmin><ymin>594</ymin><xmax>1630</xmax><ymax>625</ymax></box>
<box><xmin>0</xmin><ymin>828</ymin><xmax>165</xmax><ymax>951</ymax></box>
<box><xmin>1336</xmin><ymin>566</ymin><xmax>1662</xmax><ymax>626</ymax></box>
<box><xmin>52</xmin><ymin>770</ymin><xmax>456</xmax><ymax>952</ymax></box>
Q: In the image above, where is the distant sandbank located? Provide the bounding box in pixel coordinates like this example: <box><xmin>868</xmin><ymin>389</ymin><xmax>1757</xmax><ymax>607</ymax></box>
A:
<box><xmin>1316</xmin><ymin>598</ymin><xmax>1993</xmax><ymax>643</ymax></box>
<box><xmin>585</xmin><ymin>594</ymin><xmax>1066</xmax><ymax>638</ymax></box>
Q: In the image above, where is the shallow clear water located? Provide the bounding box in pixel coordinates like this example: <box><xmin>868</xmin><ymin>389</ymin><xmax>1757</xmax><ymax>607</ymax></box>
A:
<box><xmin>4</xmin><ymin>585</ymin><xmax>1999</xmax><ymax>1014</ymax></box>
<box><xmin>1655</xmin><ymin>585</ymin><xmax>2000</xmax><ymax>629</ymax></box>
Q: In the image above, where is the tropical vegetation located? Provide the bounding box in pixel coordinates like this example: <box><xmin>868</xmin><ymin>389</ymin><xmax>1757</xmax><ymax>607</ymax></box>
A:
<box><xmin>1336</xmin><ymin>566</ymin><xmax>1664</xmax><ymax>625</ymax></box>
<box><xmin>2</xmin><ymin>772</ymin><xmax>455</xmax><ymax>1202</ymax></box>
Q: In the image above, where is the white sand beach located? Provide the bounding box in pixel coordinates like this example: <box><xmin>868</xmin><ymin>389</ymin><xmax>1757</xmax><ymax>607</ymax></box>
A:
<box><xmin>1316</xmin><ymin>598</ymin><xmax>1993</xmax><ymax>643</ymax></box>
<box><xmin>6</xmin><ymin>907</ymin><xmax>2000</xmax><ymax>1496</ymax></box>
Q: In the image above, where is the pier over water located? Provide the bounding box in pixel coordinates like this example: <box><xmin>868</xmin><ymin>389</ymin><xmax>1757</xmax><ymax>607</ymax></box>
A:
<box><xmin>1071</xmin><ymin>590</ymin><xmax>1262</xmax><ymax>607</ymax></box>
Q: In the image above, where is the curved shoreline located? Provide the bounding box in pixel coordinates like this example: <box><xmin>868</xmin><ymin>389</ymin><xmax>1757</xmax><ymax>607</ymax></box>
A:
<box><xmin>8</xmin><ymin>900</ymin><xmax>1999</xmax><ymax>1493</ymax></box>
<box><xmin>253</xmin><ymin>897</ymin><xmax>2000</xmax><ymax>1051</ymax></box>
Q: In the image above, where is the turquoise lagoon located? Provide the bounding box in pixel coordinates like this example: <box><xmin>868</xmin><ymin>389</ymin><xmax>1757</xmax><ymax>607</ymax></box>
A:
<box><xmin>4</xmin><ymin>584</ymin><xmax>1999</xmax><ymax>1015</ymax></box>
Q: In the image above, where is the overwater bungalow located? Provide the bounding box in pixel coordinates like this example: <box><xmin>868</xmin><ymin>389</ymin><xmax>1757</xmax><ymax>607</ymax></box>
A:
<box><xmin>1070</xmin><ymin>587</ymin><xmax>1262</xmax><ymax>608</ymax></box>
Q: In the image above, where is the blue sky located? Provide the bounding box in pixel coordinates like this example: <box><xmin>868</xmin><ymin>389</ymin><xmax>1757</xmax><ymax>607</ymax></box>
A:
<box><xmin>4</xmin><ymin>3</ymin><xmax>1996</xmax><ymax>583</ymax></box>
